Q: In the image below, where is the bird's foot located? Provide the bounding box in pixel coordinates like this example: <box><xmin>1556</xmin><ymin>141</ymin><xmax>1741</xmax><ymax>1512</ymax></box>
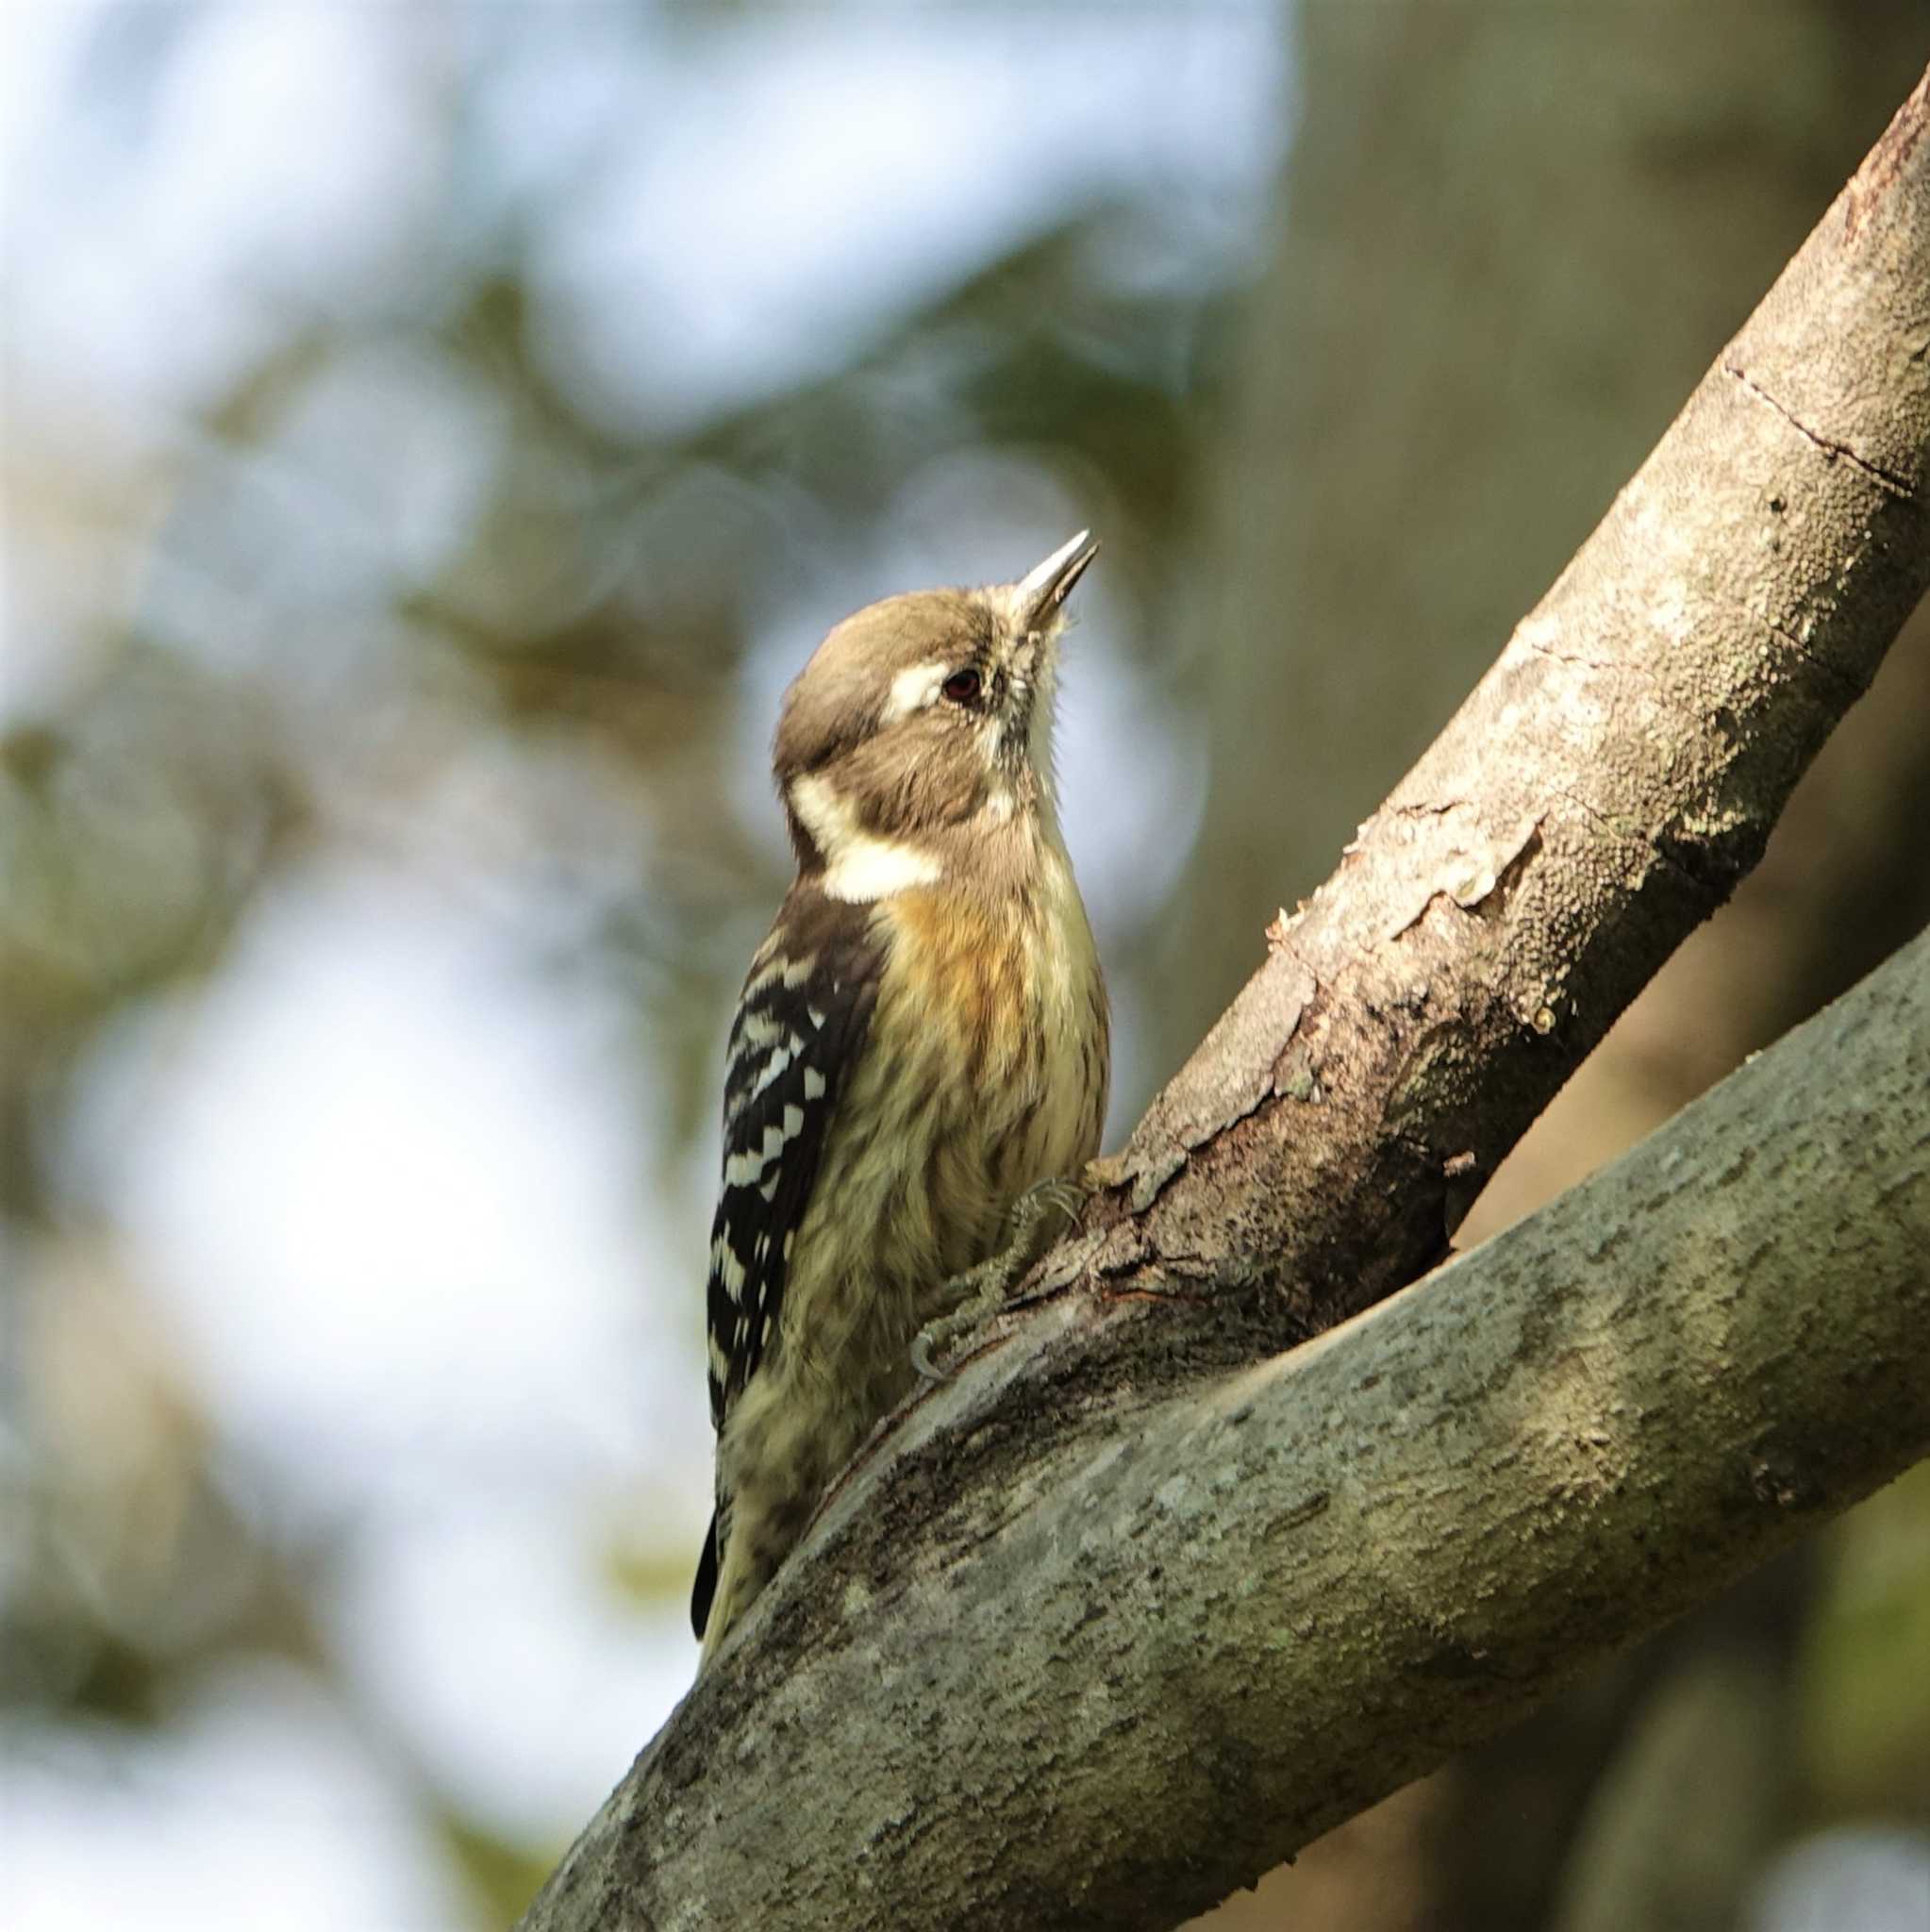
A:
<box><xmin>911</xmin><ymin>1177</ymin><xmax>1088</xmax><ymax>1383</ymax></box>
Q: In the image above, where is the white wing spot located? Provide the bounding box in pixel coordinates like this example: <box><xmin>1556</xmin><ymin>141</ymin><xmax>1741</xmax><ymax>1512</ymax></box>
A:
<box><xmin>739</xmin><ymin>1008</ymin><xmax>786</xmax><ymax>1048</ymax></box>
<box><xmin>711</xmin><ymin>1238</ymin><xmax>748</xmax><ymax>1302</ymax></box>
<box><xmin>742</xmin><ymin>956</ymin><xmax>786</xmax><ymax>998</ymax></box>
<box><xmin>803</xmin><ymin>1067</ymin><xmax>827</xmax><ymax>1100</ymax></box>
<box><xmin>749</xmin><ymin>1045</ymin><xmax>793</xmax><ymax>1099</ymax></box>
<box><xmin>724</xmin><ymin>1147</ymin><xmax>768</xmax><ymax>1186</ymax></box>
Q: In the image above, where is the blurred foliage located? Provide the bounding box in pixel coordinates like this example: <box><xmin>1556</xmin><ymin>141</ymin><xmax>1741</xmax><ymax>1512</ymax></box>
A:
<box><xmin>4</xmin><ymin>4</ymin><xmax>1929</xmax><ymax>1929</ymax></box>
<box><xmin>1804</xmin><ymin>1463</ymin><xmax>1930</xmax><ymax>1816</ymax></box>
<box><xmin>439</xmin><ymin>1807</ymin><xmax>557</xmax><ymax>1929</ymax></box>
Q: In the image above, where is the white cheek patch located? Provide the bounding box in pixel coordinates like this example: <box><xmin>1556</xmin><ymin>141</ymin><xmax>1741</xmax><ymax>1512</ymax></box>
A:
<box><xmin>790</xmin><ymin>771</ymin><xmax>943</xmax><ymax>903</ymax></box>
<box><xmin>878</xmin><ymin>660</ymin><xmax>951</xmax><ymax>725</ymax></box>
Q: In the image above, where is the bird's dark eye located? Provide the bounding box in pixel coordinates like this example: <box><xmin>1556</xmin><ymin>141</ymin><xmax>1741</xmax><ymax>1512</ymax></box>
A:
<box><xmin>940</xmin><ymin>667</ymin><xmax>982</xmax><ymax>705</ymax></box>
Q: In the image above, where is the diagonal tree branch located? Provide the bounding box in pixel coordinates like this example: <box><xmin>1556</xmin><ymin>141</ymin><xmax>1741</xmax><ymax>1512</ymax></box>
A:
<box><xmin>541</xmin><ymin>923</ymin><xmax>1930</xmax><ymax>1932</ymax></box>
<box><xmin>522</xmin><ymin>66</ymin><xmax>1930</xmax><ymax>1932</ymax></box>
<box><xmin>1088</xmin><ymin>67</ymin><xmax>1930</xmax><ymax>1350</ymax></box>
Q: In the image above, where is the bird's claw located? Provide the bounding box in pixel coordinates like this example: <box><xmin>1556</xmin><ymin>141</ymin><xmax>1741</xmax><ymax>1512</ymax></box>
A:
<box><xmin>910</xmin><ymin>1174</ymin><xmax>1090</xmax><ymax>1382</ymax></box>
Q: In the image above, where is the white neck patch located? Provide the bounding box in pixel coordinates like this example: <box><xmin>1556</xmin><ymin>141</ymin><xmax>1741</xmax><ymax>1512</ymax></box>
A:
<box><xmin>790</xmin><ymin>771</ymin><xmax>943</xmax><ymax>903</ymax></box>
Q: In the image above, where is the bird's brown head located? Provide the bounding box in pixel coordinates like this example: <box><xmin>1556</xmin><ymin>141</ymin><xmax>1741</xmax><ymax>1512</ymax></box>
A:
<box><xmin>773</xmin><ymin>533</ymin><xmax>1098</xmax><ymax>900</ymax></box>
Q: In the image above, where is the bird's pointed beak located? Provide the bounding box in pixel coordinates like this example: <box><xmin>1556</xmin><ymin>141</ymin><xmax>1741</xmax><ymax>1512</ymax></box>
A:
<box><xmin>1012</xmin><ymin>529</ymin><xmax>1099</xmax><ymax>631</ymax></box>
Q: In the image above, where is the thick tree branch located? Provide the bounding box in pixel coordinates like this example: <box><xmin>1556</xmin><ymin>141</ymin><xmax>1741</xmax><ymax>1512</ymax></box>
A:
<box><xmin>1090</xmin><ymin>69</ymin><xmax>1930</xmax><ymax>1349</ymax></box>
<box><xmin>534</xmin><ymin>925</ymin><xmax>1930</xmax><ymax>1932</ymax></box>
<box><xmin>523</xmin><ymin>67</ymin><xmax>1930</xmax><ymax>1932</ymax></box>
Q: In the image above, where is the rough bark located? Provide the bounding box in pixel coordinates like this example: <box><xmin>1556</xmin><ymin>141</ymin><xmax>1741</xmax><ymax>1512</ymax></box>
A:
<box><xmin>521</xmin><ymin>67</ymin><xmax>1930</xmax><ymax>1932</ymax></box>
<box><xmin>1092</xmin><ymin>65</ymin><xmax>1930</xmax><ymax>1346</ymax></box>
<box><xmin>532</xmin><ymin>927</ymin><xmax>1930</xmax><ymax>1931</ymax></box>
<box><xmin>1160</xmin><ymin>18</ymin><xmax>1930</xmax><ymax>1930</ymax></box>
<box><xmin>1146</xmin><ymin>0</ymin><xmax>1923</xmax><ymax>1086</ymax></box>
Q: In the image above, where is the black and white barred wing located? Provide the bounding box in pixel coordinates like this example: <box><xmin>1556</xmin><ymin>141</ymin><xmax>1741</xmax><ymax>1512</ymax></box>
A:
<box><xmin>704</xmin><ymin>890</ymin><xmax>883</xmax><ymax>1430</ymax></box>
<box><xmin>692</xmin><ymin>891</ymin><xmax>881</xmax><ymax>1640</ymax></box>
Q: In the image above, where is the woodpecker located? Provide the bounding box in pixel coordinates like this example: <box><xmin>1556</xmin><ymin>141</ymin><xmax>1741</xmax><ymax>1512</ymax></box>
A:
<box><xmin>692</xmin><ymin>533</ymin><xmax>1110</xmax><ymax>1665</ymax></box>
